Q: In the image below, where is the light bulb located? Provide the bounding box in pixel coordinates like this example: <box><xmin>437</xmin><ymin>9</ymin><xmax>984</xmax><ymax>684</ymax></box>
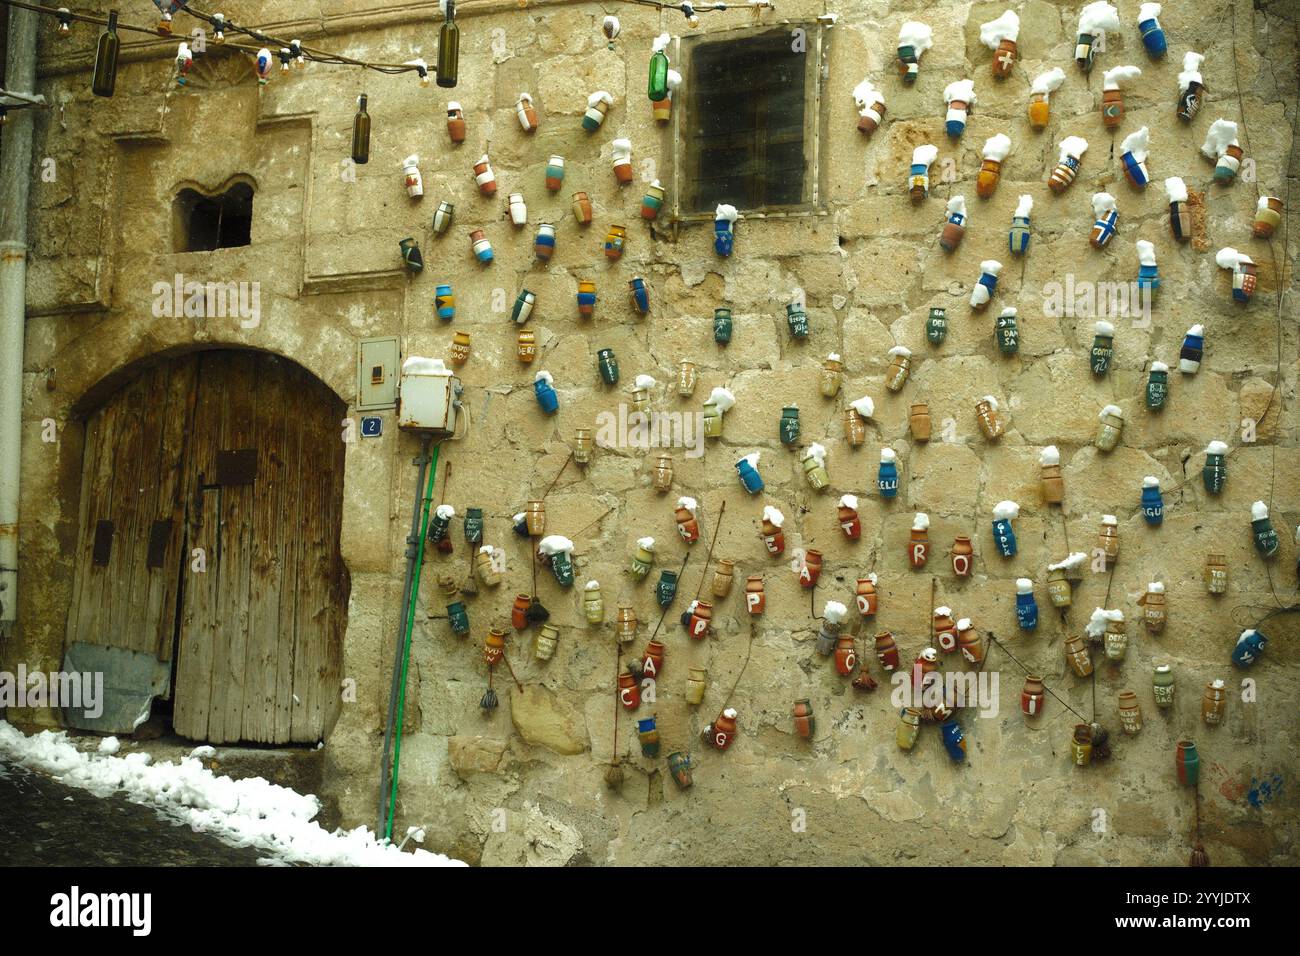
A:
<box><xmin>57</xmin><ymin>8</ymin><xmax>72</xmax><ymax>35</ymax></box>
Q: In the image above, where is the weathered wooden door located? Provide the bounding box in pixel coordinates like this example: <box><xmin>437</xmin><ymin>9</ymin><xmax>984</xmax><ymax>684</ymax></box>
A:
<box><xmin>65</xmin><ymin>350</ymin><xmax>349</xmax><ymax>744</ymax></box>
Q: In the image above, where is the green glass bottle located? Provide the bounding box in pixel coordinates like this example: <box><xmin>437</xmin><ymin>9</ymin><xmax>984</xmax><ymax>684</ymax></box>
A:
<box><xmin>437</xmin><ymin>1</ymin><xmax>460</xmax><ymax>89</ymax></box>
<box><xmin>648</xmin><ymin>46</ymin><xmax>669</xmax><ymax>102</ymax></box>
<box><xmin>92</xmin><ymin>11</ymin><xmax>121</xmax><ymax>98</ymax></box>
<box><xmin>352</xmin><ymin>94</ymin><xmax>371</xmax><ymax>165</ymax></box>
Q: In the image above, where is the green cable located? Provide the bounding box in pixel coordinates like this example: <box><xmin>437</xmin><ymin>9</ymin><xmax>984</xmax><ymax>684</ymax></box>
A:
<box><xmin>384</xmin><ymin>440</ymin><xmax>441</xmax><ymax>842</ymax></box>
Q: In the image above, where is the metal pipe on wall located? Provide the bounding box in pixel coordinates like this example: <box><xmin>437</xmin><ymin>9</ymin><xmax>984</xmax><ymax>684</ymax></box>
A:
<box><xmin>0</xmin><ymin>4</ymin><xmax>38</xmax><ymax>627</ymax></box>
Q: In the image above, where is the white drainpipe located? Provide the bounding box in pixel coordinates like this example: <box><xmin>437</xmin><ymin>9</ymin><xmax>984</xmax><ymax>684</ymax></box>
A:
<box><xmin>0</xmin><ymin>7</ymin><xmax>39</xmax><ymax>626</ymax></box>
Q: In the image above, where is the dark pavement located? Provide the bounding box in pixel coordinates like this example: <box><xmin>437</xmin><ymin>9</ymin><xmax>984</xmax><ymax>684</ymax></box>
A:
<box><xmin>0</xmin><ymin>760</ymin><xmax>267</xmax><ymax>866</ymax></box>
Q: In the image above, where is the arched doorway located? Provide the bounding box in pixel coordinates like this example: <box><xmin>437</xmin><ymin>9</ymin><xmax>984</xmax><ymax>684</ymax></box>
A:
<box><xmin>62</xmin><ymin>349</ymin><xmax>350</xmax><ymax>744</ymax></box>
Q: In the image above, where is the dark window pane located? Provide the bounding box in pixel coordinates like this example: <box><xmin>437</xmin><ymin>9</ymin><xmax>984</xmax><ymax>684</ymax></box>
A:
<box><xmin>687</xmin><ymin>30</ymin><xmax>809</xmax><ymax>213</ymax></box>
<box><xmin>174</xmin><ymin>181</ymin><xmax>253</xmax><ymax>252</ymax></box>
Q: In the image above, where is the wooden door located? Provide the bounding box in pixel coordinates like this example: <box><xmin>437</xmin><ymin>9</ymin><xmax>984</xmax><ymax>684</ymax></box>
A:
<box><xmin>65</xmin><ymin>350</ymin><xmax>349</xmax><ymax>744</ymax></box>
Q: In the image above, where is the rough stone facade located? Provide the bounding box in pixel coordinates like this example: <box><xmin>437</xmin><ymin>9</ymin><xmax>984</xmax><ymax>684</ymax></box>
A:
<box><xmin>3</xmin><ymin>0</ymin><xmax>1299</xmax><ymax>865</ymax></box>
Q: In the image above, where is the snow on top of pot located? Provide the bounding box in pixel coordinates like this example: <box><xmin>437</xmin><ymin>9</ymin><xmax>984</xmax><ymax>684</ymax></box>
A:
<box><xmin>1102</xmin><ymin>514</ymin><xmax>1118</xmax><ymax>525</ymax></box>
<box><xmin>919</xmin><ymin>647</ymin><xmax>938</xmax><ymax>661</ymax></box>
<box><xmin>1099</xmin><ymin>403</ymin><xmax>1122</xmax><ymax>420</ymax></box>
<box><xmin>1016</xmin><ymin>578</ymin><xmax>1033</xmax><ymax>593</ymax></box>
<box><xmin>1216</xmin><ymin>247</ymin><xmax>1251</xmax><ymax>269</ymax></box>
<box><xmin>475</xmin><ymin>153</ymin><xmax>492</xmax><ymax>169</ymax></box>
<box><xmin>1030</xmin><ymin>67</ymin><xmax>1065</xmax><ymax>95</ymax></box>
<box><xmin>999</xmin><ymin>307</ymin><xmax>1017</xmax><ymax>319</ymax></box>
<box><xmin>850</xmin><ymin>395</ymin><xmax>875</xmax><ymax>417</ymax></box>
<box><xmin>1211</xmin><ymin>678</ymin><xmax>1225</xmax><ymax>689</ymax></box>
<box><xmin>980</xmin><ymin>9</ymin><xmax>1020</xmax><ymax>46</ymax></box>
<box><xmin>435</xmin><ymin>504</ymin><xmax>456</xmax><ymax>519</ymax></box>
<box><xmin>853</xmin><ymin>77</ymin><xmax>885</xmax><ymax>113</ymax></box>
<box><xmin>447</xmin><ymin>101</ymin><xmax>462</xmax><ymax>112</ymax></box>
<box><xmin>1147</xmin><ymin>581</ymin><xmax>1165</xmax><ymax>593</ymax></box>
<box><xmin>823</xmin><ymin>601</ymin><xmax>848</xmax><ymax>624</ymax></box>
<box><xmin>1014</xmin><ymin>194</ymin><xmax>1034</xmax><ymax>218</ymax></box>
<box><xmin>585</xmin><ymin>579</ymin><xmax>601</xmax><ymax>591</ymax></box>
<box><xmin>839</xmin><ymin>493</ymin><xmax>859</xmax><ymax>509</ymax></box>
<box><xmin>1185</xmin><ymin>323</ymin><xmax>1204</xmax><ymax>337</ymax></box>
<box><xmin>738</xmin><ymin>451</ymin><xmax>760</xmax><ymax>468</ymax></box>
<box><xmin>1086</xmin><ymin>606</ymin><xmax>1125</xmax><ymax>637</ymax></box>
<box><xmin>402</xmin><ymin>154</ymin><xmax>420</xmax><ymax>169</ymax></box>
<box><xmin>1202</xmin><ymin>119</ymin><xmax>1239</xmax><ymax>159</ymax></box>
<box><xmin>944</xmin><ymin>79</ymin><xmax>977</xmax><ymax>105</ymax></box>
<box><xmin>602</xmin><ymin>14</ymin><xmax>620</xmax><ymax>37</ymax></box>
<box><xmin>898</xmin><ymin>21</ymin><xmax>933</xmax><ymax>51</ymax></box>
<box><xmin>1251</xmin><ymin>500</ymin><xmax>1269</xmax><ymax>520</ymax></box>
<box><xmin>1094</xmin><ymin>320</ymin><xmax>1115</xmax><ymax>336</ymax></box>
<box><xmin>538</xmin><ymin>535</ymin><xmax>574</xmax><ymax>555</ymax></box>
<box><xmin>1150</xmin><ymin>360</ymin><xmax>1168</xmax><ymax>372</ymax></box>
<box><xmin>534</xmin><ymin>370</ymin><xmax>554</xmax><ymax>385</ymax></box>
<box><xmin>1258</xmin><ymin>195</ymin><xmax>1282</xmax><ymax>211</ymax></box>
<box><xmin>1121</xmin><ymin>126</ymin><xmax>1149</xmax><ymax>160</ymax></box>
<box><xmin>1058</xmin><ymin>136</ymin><xmax>1089</xmax><ymax>160</ymax></box>
<box><xmin>480</xmin><ymin>544</ymin><xmax>498</xmax><ymax>555</ymax></box>
<box><xmin>1136</xmin><ymin>240</ymin><xmax>1156</xmax><ymax>266</ymax></box>
<box><xmin>1102</xmin><ymin>65</ymin><xmax>1141</xmax><ymax>90</ymax></box>
<box><xmin>1237</xmin><ymin>628</ymin><xmax>1257</xmax><ymax>644</ymax></box>
<box><xmin>993</xmin><ymin>500</ymin><xmax>1020</xmax><ymax>520</ymax></box>
<box><xmin>1079</xmin><ymin>1</ymin><xmax>1121</xmax><ymax>33</ymax></box>
<box><xmin>723</xmin><ymin>707</ymin><xmax>737</xmax><ymax>719</ymax></box>
<box><xmin>1140</xmin><ymin>3</ymin><xmax>1162</xmax><ymax>20</ymax></box>
<box><xmin>880</xmin><ymin>447</ymin><xmax>897</xmax><ymax>463</ymax></box>
<box><xmin>1179</xmin><ymin>51</ymin><xmax>1205</xmax><ymax>91</ymax></box>
<box><xmin>1040</xmin><ymin>445</ymin><xmax>1061</xmax><ymax>465</ymax></box>
<box><xmin>651</xmin><ymin>32</ymin><xmax>671</xmax><ymax>54</ymax></box>
<box><xmin>677</xmin><ymin>496</ymin><xmax>698</xmax><ymax>513</ymax></box>
<box><xmin>1143</xmin><ymin>475</ymin><xmax>1160</xmax><ymax>488</ymax></box>
<box><xmin>957</xmin><ymin>618</ymin><xmax>973</xmax><ymax>631</ymax></box>
<box><xmin>912</xmin><ymin>143</ymin><xmax>939</xmax><ymax>167</ymax></box>
<box><xmin>804</xmin><ymin>443</ymin><xmax>827</xmax><ymax>466</ymax></box>
<box><xmin>866</xmin><ymin>572</ymin><xmax>878</xmax><ymax>584</ymax></box>
<box><xmin>715</xmin><ymin>203</ymin><xmax>739</xmax><ymax>223</ymax></box>
<box><xmin>827</xmin><ymin>352</ymin><xmax>841</xmax><ymax>362</ymax></box>
<box><xmin>934</xmin><ymin>606</ymin><xmax>952</xmax><ymax>617</ymax></box>
<box><xmin>1164</xmin><ymin>176</ymin><xmax>1188</xmax><ymax>202</ymax></box>
<box><xmin>982</xmin><ymin>133</ymin><xmax>1012</xmax><ymax>162</ymax></box>
<box><xmin>636</xmin><ymin>536</ymin><xmax>655</xmax><ymax>551</ymax></box>
<box><xmin>946</xmin><ymin>195</ymin><xmax>967</xmax><ymax>216</ymax></box>
<box><xmin>1049</xmin><ymin>551</ymin><xmax>1089</xmax><ymax>571</ymax></box>
<box><xmin>981</xmin><ymin>395</ymin><xmax>999</xmax><ymax>410</ymax></box>
<box><xmin>611</xmin><ymin>138</ymin><xmax>633</xmax><ymax>161</ymax></box>
<box><xmin>707</xmin><ymin>386</ymin><xmax>736</xmax><ymax>411</ymax></box>
<box><xmin>634</xmin><ymin>374</ymin><xmax>656</xmax><ymax>390</ymax></box>
<box><xmin>588</xmin><ymin>90</ymin><xmax>614</xmax><ymax>107</ymax></box>
<box><xmin>912</xmin><ymin>512</ymin><xmax>930</xmax><ymax>531</ymax></box>
<box><xmin>980</xmin><ymin>259</ymin><xmax>1003</xmax><ymax>275</ymax></box>
<box><xmin>1091</xmin><ymin>192</ymin><xmax>1117</xmax><ymax>216</ymax></box>
<box><xmin>403</xmin><ymin>356</ymin><xmax>449</xmax><ymax>375</ymax></box>
<box><xmin>1206</xmin><ymin>440</ymin><xmax>1229</xmax><ymax>455</ymax></box>
<box><xmin>666</xmin><ymin>69</ymin><xmax>682</xmax><ymax>91</ymax></box>
<box><xmin>762</xmin><ymin>505</ymin><xmax>784</xmax><ymax>527</ymax></box>
<box><xmin>1155</xmin><ymin>663</ymin><xmax>1170</xmax><ymax>672</ymax></box>
<box><xmin>517</xmin><ymin>92</ymin><xmax>534</xmax><ymax>106</ymax></box>
<box><xmin>888</xmin><ymin>345</ymin><xmax>912</xmax><ymax>357</ymax></box>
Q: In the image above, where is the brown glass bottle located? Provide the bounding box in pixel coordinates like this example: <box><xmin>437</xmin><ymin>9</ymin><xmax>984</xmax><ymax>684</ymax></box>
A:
<box><xmin>92</xmin><ymin>12</ymin><xmax>121</xmax><ymax>98</ymax></box>
<box><xmin>352</xmin><ymin>94</ymin><xmax>371</xmax><ymax>165</ymax></box>
<box><xmin>437</xmin><ymin>1</ymin><xmax>460</xmax><ymax>88</ymax></box>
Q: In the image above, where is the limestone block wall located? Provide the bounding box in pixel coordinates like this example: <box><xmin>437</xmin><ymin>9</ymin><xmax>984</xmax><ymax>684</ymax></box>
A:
<box><xmin>5</xmin><ymin>0</ymin><xmax>1299</xmax><ymax>865</ymax></box>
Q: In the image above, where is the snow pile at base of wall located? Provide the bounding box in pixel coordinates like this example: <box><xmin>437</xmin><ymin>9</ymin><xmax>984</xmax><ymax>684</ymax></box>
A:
<box><xmin>0</xmin><ymin>722</ymin><xmax>464</xmax><ymax>868</ymax></box>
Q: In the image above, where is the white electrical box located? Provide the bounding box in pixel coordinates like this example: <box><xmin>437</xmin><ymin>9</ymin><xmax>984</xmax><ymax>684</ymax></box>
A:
<box><xmin>398</xmin><ymin>356</ymin><xmax>460</xmax><ymax>434</ymax></box>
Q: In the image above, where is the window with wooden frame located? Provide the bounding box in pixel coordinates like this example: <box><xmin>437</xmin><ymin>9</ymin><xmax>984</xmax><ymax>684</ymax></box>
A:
<box><xmin>669</xmin><ymin>22</ymin><xmax>830</xmax><ymax>222</ymax></box>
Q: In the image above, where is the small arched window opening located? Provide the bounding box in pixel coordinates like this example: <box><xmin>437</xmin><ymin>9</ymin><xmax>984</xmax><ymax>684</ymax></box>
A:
<box><xmin>173</xmin><ymin>181</ymin><xmax>253</xmax><ymax>252</ymax></box>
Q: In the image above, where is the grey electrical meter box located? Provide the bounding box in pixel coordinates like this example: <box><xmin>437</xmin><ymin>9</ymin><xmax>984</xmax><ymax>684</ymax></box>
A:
<box><xmin>357</xmin><ymin>336</ymin><xmax>399</xmax><ymax>410</ymax></box>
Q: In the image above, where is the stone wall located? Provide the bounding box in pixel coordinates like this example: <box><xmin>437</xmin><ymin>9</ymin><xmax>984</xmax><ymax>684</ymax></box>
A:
<box><xmin>5</xmin><ymin>0</ymin><xmax>1299</xmax><ymax>865</ymax></box>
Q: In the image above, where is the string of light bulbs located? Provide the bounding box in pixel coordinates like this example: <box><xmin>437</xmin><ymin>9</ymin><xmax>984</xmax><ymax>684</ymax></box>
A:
<box><xmin>0</xmin><ymin>0</ymin><xmax>772</xmax><ymax>97</ymax></box>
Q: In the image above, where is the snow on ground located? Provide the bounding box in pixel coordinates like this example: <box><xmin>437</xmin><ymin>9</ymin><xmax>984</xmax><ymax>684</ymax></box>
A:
<box><xmin>0</xmin><ymin>721</ymin><xmax>465</xmax><ymax>868</ymax></box>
